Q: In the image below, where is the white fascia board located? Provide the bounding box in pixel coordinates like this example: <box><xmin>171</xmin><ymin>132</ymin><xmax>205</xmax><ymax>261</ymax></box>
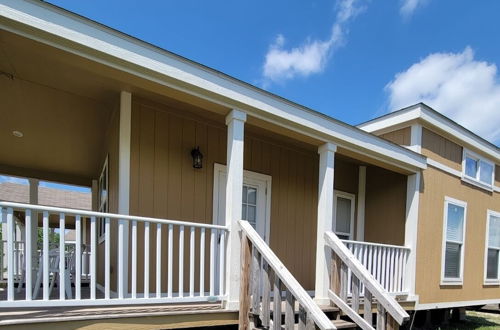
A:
<box><xmin>358</xmin><ymin>107</ymin><xmax>422</xmax><ymax>133</ymax></box>
<box><xmin>359</xmin><ymin>105</ymin><xmax>500</xmax><ymax>162</ymax></box>
<box><xmin>416</xmin><ymin>298</ymin><xmax>500</xmax><ymax>310</ymax></box>
<box><xmin>0</xmin><ymin>0</ymin><xmax>426</xmax><ymax>172</ymax></box>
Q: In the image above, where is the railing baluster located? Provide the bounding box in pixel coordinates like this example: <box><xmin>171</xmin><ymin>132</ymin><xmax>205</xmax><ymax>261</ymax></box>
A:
<box><xmin>285</xmin><ymin>289</ymin><xmax>295</xmax><ymax>329</ymax></box>
<box><xmin>75</xmin><ymin>215</ymin><xmax>81</xmax><ymax>300</ymax></box>
<box><xmin>340</xmin><ymin>261</ymin><xmax>348</xmax><ymax>302</ymax></box>
<box><xmin>251</xmin><ymin>246</ymin><xmax>260</xmax><ymax>315</ymax></box>
<box><xmin>104</xmin><ymin>217</ymin><xmax>110</xmax><ymax>299</ymax></box>
<box><xmin>209</xmin><ymin>229</ymin><xmax>215</xmax><ymax>297</ymax></box>
<box><xmin>118</xmin><ymin>218</ymin><xmax>124</xmax><ymax>299</ymax></box>
<box><xmin>199</xmin><ymin>227</ymin><xmax>205</xmax><ymax>297</ymax></box>
<box><xmin>364</xmin><ymin>289</ymin><xmax>373</xmax><ymax>326</ymax></box>
<box><xmin>238</xmin><ymin>233</ymin><xmax>252</xmax><ymax>329</ymax></box>
<box><xmin>273</xmin><ymin>274</ymin><xmax>282</xmax><ymax>330</ymax></box>
<box><xmin>168</xmin><ymin>224</ymin><xmax>173</xmax><ymax>298</ymax></box>
<box><xmin>144</xmin><ymin>221</ymin><xmax>150</xmax><ymax>298</ymax></box>
<box><xmin>59</xmin><ymin>213</ymin><xmax>66</xmax><ymax>300</ymax></box>
<box><xmin>90</xmin><ymin>216</ymin><xmax>96</xmax><ymax>300</ymax></box>
<box><xmin>219</xmin><ymin>230</ymin><xmax>225</xmax><ymax>296</ymax></box>
<box><xmin>352</xmin><ymin>274</ymin><xmax>360</xmax><ymax>313</ymax></box>
<box><xmin>298</xmin><ymin>304</ymin><xmax>307</xmax><ymax>330</ymax></box>
<box><xmin>189</xmin><ymin>226</ymin><xmax>195</xmax><ymax>297</ymax></box>
<box><xmin>43</xmin><ymin>211</ymin><xmax>49</xmax><ymax>300</ymax></box>
<box><xmin>377</xmin><ymin>303</ymin><xmax>386</xmax><ymax>330</ymax></box>
<box><xmin>6</xmin><ymin>208</ymin><xmax>14</xmax><ymax>301</ymax></box>
<box><xmin>261</xmin><ymin>260</ymin><xmax>271</xmax><ymax>328</ymax></box>
<box><xmin>131</xmin><ymin>220</ymin><xmax>137</xmax><ymax>299</ymax></box>
<box><xmin>156</xmin><ymin>223</ymin><xmax>162</xmax><ymax>298</ymax></box>
<box><xmin>25</xmin><ymin>209</ymin><xmax>32</xmax><ymax>301</ymax></box>
<box><xmin>178</xmin><ymin>225</ymin><xmax>184</xmax><ymax>297</ymax></box>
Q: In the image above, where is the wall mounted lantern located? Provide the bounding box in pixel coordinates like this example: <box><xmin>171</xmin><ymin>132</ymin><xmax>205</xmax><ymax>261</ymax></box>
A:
<box><xmin>191</xmin><ymin>147</ymin><xmax>203</xmax><ymax>169</ymax></box>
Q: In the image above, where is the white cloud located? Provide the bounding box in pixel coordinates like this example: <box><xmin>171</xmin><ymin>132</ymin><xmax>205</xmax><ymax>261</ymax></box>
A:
<box><xmin>400</xmin><ymin>0</ymin><xmax>428</xmax><ymax>18</ymax></box>
<box><xmin>262</xmin><ymin>0</ymin><xmax>364</xmax><ymax>84</ymax></box>
<box><xmin>386</xmin><ymin>47</ymin><xmax>500</xmax><ymax>144</ymax></box>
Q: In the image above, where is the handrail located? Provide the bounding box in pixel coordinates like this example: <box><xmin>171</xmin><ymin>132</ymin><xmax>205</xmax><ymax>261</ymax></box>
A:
<box><xmin>325</xmin><ymin>231</ymin><xmax>409</xmax><ymax>325</ymax></box>
<box><xmin>0</xmin><ymin>201</ymin><xmax>228</xmax><ymax>230</ymax></box>
<box><xmin>340</xmin><ymin>239</ymin><xmax>411</xmax><ymax>251</ymax></box>
<box><xmin>240</xmin><ymin>220</ymin><xmax>335</xmax><ymax>330</ymax></box>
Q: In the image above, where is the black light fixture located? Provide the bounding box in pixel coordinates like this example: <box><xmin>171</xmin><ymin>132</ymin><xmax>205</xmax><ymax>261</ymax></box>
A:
<box><xmin>191</xmin><ymin>147</ymin><xmax>203</xmax><ymax>169</ymax></box>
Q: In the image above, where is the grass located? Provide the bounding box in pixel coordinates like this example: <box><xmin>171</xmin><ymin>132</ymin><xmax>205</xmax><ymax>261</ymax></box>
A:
<box><xmin>438</xmin><ymin>311</ymin><xmax>500</xmax><ymax>330</ymax></box>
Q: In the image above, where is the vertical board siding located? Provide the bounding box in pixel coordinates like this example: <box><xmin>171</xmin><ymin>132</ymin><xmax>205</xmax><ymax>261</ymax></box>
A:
<box><xmin>380</xmin><ymin>127</ymin><xmax>411</xmax><ymax>146</ymax></box>
<box><xmin>128</xmin><ymin>98</ymin><xmax>406</xmax><ymax>292</ymax></box>
<box><xmin>364</xmin><ymin>166</ymin><xmax>407</xmax><ymax>246</ymax></box>
<box><xmin>129</xmin><ymin>99</ymin><xmax>322</xmax><ymax>290</ymax></box>
<box><xmin>421</xmin><ymin>128</ymin><xmax>463</xmax><ymax>171</ymax></box>
<box><xmin>417</xmin><ymin>166</ymin><xmax>500</xmax><ymax>304</ymax></box>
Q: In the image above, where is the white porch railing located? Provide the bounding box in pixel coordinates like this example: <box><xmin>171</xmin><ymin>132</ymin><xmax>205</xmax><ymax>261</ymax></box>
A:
<box><xmin>0</xmin><ymin>201</ymin><xmax>228</xmax><ymax>308</ymax></box>
<box><xmin>0</xmin><ymin>241</ymin><xmax>91</xmax><ymax>283</ymax></box>
<box><xmin>341</xmin><ymin>240</ymin><xmax>410</xmax><ymax>296</ymax></box>
<box><xmin>326</xmin><ymin>232</ymin><xmax>410</xmax><ymax>329</ymax></box>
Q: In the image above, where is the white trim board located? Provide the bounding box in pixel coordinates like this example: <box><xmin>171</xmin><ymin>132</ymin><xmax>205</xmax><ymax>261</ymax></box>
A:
<box><xmin>358</xmin><ymin>104</ymin><xmax>500</xmax><ymax>163</ymax></box>
<box><xmin>0</xmin><ymin>0</ymin><xmax>426</xmax><ymax>173</ymax></box>
<box><xmin>416</xmin><ymin>298</ymin><xmax>500</xmax><ymax>310</ymax></box>
<box><xmin>484</xmin><ymin>209</ymin><xmax>500</xmax><ymax>285</ymax></box>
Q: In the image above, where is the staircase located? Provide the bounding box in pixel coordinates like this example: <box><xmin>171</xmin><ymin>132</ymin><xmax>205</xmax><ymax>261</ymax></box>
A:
<box><xmin>238</xmin><ymin>220</ymin><xmax>409</xmax><ymax>330</ymax></box>
<box><xmin>249</xmin><ymin>302</ymin><xmax>356</xmax><ymax>329</ymax></box>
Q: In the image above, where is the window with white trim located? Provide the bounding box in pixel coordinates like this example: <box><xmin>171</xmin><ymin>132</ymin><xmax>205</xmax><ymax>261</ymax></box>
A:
<box><xmin>333</xmin><ymin>191</ymin><xmax>355</xmax><ymax>240</ymax></box>
<box><xmin>98</xmin><ymin>157</ymin><xmax>108</xmax><ymax>242</ymax></box>
<box><xmin>442</xmin><ymin>198</ymin><xmax>467</xmax><ymax>284</ymax></box>
<box><xmin>485</xmin><ymin>211</ymin><xmax>500</xmax><ymax>283</ymax></box>
<box><xmin>463</xmin><ymin>150</ymin><xmax>494</xmax><ymax>188</ymax></box>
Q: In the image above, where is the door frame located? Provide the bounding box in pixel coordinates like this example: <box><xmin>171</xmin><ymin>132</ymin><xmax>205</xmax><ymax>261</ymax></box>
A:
<box><xmin>212</xmin><ymin>163</ymin><xmax>272</xmax><ymax>243</ymax></box>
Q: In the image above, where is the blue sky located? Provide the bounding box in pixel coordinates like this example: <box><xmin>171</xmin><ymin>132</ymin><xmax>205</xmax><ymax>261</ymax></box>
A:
<box><xmin>47</xmin><ymin>0</ymin><xmax>500</xmax><ymax>145</ymax></box>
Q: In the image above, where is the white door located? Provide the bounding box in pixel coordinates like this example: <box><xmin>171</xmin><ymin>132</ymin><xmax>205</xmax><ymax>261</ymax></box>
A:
<box><xmin>213</xmin><ymin>164</ymin><xmax>271</xmax><ymax>242</ymax></box>
<box><xmin>212</xmin><ymin>164</ymin><xmax>271</xmax><ymax>295</ymax></box>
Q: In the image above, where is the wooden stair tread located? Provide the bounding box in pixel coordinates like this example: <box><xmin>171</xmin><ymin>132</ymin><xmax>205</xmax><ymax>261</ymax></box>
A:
<box><xmin>265</xmin><ymin>300</ymin><xmax>339</xmax><ymax>314</ymax></box>
<box><xmin>331</xmin><ymin>319</ymin><xmax>357</xmax><ymax>329</ymax></box>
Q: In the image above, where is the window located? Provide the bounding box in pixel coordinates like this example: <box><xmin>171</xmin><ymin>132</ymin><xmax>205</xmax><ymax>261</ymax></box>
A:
<box><xmin>333</xmin><ymin>191</ymin><xmax>355</xmax><ymax>240</ymax></box>
<box><xmin>242</xmin><ymin>185</ymin><xmax>257</xmax><ymax>229</ymax></box>
<box><xmin>462</xmin><ymin>150</ymin><xmax>494</xmax><ymax>189</ymax></box>
<box><xmin>98</xmin><ymin>157</ymin><xmax>108</xmax><ymax>242</ymax></box>
<box><xmin>485</xmin><ymin>210</ymin><xmax>500</xmax><ymax>284</ymax></box>
<box><xmin>441</xmin><ymin>197</ymin><xmax>467</xmax><ymax>284</ymax></box>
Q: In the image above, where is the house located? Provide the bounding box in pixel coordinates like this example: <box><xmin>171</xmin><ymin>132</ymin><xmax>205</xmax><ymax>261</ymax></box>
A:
<box><xmin>0</xmin><ymin>1</ymin><xmax>498</xmax><ymax>329</ymax></box>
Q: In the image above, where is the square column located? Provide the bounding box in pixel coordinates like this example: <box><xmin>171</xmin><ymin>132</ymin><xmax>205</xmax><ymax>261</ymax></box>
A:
<box><xmin>118</xmin><ymin>90</ymin><xmax>131</xmax><ymax>298</ymax></box>
<box><xmin>314</xmin><ymin>142</ymin><xmax>336</xmax><ymax>304</ymax></box>
<box><xmin>224</xmin><ymin>109</ymin><xmax>247</xmax><ymax>309</ymax></box>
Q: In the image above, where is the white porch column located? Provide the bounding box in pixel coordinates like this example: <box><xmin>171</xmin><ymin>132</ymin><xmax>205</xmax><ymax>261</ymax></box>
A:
<box><xmin>314</xmin><ymin>142</ymin><xmax>336</xmax><ymax>304</ymax></box>
<box><xmin>356</xmin><ymin>166</ymin><xmax>366</xmax><ymax>241</ymax></box>
<box><xmin>117</xmin><ymin>91</ymin><xmax>131</xmax><ymax>298</ymax></box>
<box><xmin>28</xmin><ymin>179</ymin><xmax>39</xmax><ymax>258</ymax></box>
<box><xmin>404</xmin><ymin>172</ymin><xmax>421</xmax><ymax>296</ymax></box>
<box><xmin>224</xmin><ymin>109</ymin><xmax>247</xmax><ymax>309</ymax></box>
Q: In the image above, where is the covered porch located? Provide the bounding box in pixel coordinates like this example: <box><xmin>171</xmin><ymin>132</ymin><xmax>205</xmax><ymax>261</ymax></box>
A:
<box><xmin>0</xmin><ymin>9</ymin><xmax>425</xmax><ymax>328</ymax></box>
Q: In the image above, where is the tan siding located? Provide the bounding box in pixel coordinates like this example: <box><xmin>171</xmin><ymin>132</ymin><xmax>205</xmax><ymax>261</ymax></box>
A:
<box><xmin>379</xmin><ymin>127</ymin><xmax>411</xmax><ymax>146</ymax></box>
<box><xmin>129</xmin><ymin>99</ymin><xmax>322</xmax><ymax>290</ymax></box>
<box><xmin>416</xmin><ymin>166</ymin><xmax>500</xmax><ymax>304</ymax></box>
<box><xmin>364</xmin><ymin>167</ymin><xmax>406</xmax><ymax>246</ymax></box>
<box><xmin>422</xmin><ymin>128</ymin><xmax>462</xmax><ymax>171</ymax></box>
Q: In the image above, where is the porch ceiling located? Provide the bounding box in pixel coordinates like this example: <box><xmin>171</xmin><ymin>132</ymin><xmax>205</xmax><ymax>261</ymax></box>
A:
<box><xmin>0</xmin><ymin>30</ymin><xmax>116</xmax><ymax>185</ymax></box>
